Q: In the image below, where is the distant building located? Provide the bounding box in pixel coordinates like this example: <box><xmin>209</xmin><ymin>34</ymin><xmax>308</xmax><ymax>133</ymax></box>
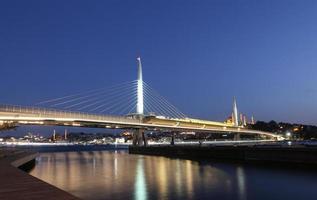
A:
<box><xmin>115</xmin><ymin>137</ymin><xmax>125</xmax><ymax>143</ymax></box>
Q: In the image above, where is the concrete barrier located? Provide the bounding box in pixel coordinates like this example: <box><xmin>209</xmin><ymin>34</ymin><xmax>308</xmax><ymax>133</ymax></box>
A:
<box><xmin>129</xmin><ymin>145</ymin><xmax>317</xmax><ymax>165</ymax></box>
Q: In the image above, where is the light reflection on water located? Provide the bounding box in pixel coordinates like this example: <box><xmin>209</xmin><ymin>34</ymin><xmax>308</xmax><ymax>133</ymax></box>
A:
<box><xmin>135</xmin><ymin>158</ymin><xmax>146</xmax><ymax>200</ymax></box>
<box><xmin>29</xmin><ymin>150</ymin><xmax>317</xmax><ymax>200</ymax></box>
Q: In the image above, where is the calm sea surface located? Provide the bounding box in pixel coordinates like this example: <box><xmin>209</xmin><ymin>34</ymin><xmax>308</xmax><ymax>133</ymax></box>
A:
<box><xmin>29</xmin><ymin>150</ymin><xmax>317</xmax><ymax>200</ymax></box>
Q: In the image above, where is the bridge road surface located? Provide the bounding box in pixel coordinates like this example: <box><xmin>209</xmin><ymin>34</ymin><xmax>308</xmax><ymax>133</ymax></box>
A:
<box><xmin>0</xmin><ymin>105</ymin><xmax>282</xmax><ymax>139</ymax></box>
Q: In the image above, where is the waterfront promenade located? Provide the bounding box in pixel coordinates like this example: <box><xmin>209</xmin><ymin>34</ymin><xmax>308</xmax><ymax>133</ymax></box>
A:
<box><xmin>0</xmin><ymin>147</ymin><xmax>79</xmax><ymax>200</ymax></box>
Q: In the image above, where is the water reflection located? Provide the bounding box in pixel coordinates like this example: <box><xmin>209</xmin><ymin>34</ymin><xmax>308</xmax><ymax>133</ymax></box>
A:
<box><xmin>29</xmin><ymin>150</ymin><xmax>317</xmax><ymax>200</ymax></box>
<box><xmin>236</xmin><ymin>166</ymin><xmax>247</xmax><ymax>200</ymax></box>
<box><xmin>135</xmin><ymin>158</ymin><xmax>147</xmax><ymax>200</ymax></box>
<box><xmin>114</xmin><ymin>150</ymin><xmax>118</xmax><ymax>177</ymax></box>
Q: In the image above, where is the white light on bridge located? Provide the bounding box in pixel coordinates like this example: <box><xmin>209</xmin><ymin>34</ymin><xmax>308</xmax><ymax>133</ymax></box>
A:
<box><xmin>18</xmin><ymin>121</ymin><xmax>44</xmax><ymax>125</ymax></box>
<box><xmin>72</xmin><ymin>123</ymin><xmax>81</xmax><ymax>127</ymax></box>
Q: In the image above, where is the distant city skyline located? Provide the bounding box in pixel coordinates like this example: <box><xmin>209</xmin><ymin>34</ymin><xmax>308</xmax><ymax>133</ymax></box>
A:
<box><xmin>1</xmin><ymin>1</ymin><xmax>317</xmax><ymax>125</ymax></box>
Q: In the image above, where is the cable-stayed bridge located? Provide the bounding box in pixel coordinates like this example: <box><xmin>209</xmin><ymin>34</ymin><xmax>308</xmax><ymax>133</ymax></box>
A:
<box><xmin>0</xmin><ymin>58</ymin><xmax>284</xmax><ymax>145</ymax></box>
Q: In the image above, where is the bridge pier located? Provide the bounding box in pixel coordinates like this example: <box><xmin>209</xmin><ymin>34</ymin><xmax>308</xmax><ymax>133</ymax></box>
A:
<box><xmin>171</xmin><ymin>132</ymin><xmax>176</xmax><ymax>146</ymax></box>
<box><xmin>132</xmin><ymin>129</ymin><xmax>147</xmax><ymax>146</ymax></box>
<box><xmin>233</xmin><ymin>132</ymin><xmax>241</xmax><ymax>141</ymax></box>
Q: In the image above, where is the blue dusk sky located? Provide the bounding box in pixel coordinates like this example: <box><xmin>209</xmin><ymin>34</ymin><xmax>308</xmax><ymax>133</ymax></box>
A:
<box><xmin>1</xmin><ymin>0</ymin><xmax>317</xmax><ymax>127</ymax></box>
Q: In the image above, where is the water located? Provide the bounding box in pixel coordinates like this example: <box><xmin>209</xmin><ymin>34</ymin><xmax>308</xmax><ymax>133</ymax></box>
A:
<box><xmin>29</xmin><ymin>150</ymin><xmax>317</xmax><ymax>200</ymax></box>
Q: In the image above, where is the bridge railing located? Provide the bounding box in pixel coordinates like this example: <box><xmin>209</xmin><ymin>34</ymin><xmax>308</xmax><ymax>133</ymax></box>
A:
<box><xmin>0</xmin><ymin>104</ymin><xmax>139</xmax><ymax>123</ymax></box>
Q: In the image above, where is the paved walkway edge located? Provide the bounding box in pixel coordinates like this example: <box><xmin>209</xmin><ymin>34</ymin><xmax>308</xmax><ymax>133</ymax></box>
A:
<box><xmin>0</xmin><ymin>149</ymin><xmax>80</xmax><ymax>200</ymax></box>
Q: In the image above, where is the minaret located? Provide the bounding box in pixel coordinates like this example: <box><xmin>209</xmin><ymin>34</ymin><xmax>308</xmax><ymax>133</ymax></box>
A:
<box><xmin>233</xmin><ymin>97</ymin><xmax>239</xmax><ymax>126</ymax></box>
<box><xmin>243</xmin><ymin>115</ymin><xmax>247</xmax><ymax>126</ymax></box>
<box><xmin>136</xmin><ymin>57</ymin><xmax>144</xmax><ymax>115</ymax></box>
<box><xmin>53</xmin><ymin>129</ymin><xmax>56</xmax><ymax>141</ymax></box>
<box><xmin>64</xmin><ymin>129</ymin><xmax>68</xmax><ymax>140</ymax></box>
<box><xmin>251</xmin><ymin>116</ymin><xmax>255</xmax><ymax>125</ymax></box>
<box><xmin>240</xmin><ymin>114</ymin><xmax>243</xmax><ymax>125</ymax></box>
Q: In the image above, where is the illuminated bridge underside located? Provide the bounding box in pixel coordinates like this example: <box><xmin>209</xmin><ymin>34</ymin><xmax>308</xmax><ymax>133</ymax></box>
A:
<box><xmin>0</xmin><ymin>105</ymin><xmax>283</xmax><ymax>140</ymax></box>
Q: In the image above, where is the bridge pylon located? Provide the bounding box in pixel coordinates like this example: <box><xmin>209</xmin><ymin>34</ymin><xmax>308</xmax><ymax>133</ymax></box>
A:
<box><xmin>233</xmin><ymin>132</ymin><xmax>241</xmax><ymax>141</ymax></box>
<box><xmin>136</xmin><ymin>57</ymin><xmax>144</xmax><ymax>115</ymax></box>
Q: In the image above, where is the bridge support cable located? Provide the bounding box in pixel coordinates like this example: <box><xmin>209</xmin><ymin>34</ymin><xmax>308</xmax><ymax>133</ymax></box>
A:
<box><xmin>143</xmin><ymin>87</ymin><xmax>168</xmax><ymax>115</ymax></box>
<box><xmin>143</xmin><ymin>98</ymin><xmax>170</xmax><ymax>118</ymax></box>
<box><xmin>143</xmin><ymin>84</ymin><xmax>180</xmax><ymax>118</ymax></box>
<box><xmin>62</xmin><ymin>83</ymin><xmax>137</xmax><ymax>110</ymax></box>
<box><xmin>143</xmin><ymin>86</ymin><xmax>178</xmax><ymax>117</ymax></box>
<box><xmin>63</xmin><ymin>90</ymin><xmax>133</xmax><ymax>110</ymax></box>
<box><xmin>74</xmin><ymin>82</ymin><xmax>136</xmax><ymax>112</ymax></box>
<box><xmin>35</xmin><ymin>81</ymin><xmax>136</xmax><ymax>110</ymax></box>
<box><xmin>89</xmin><ymin>88</ymin><xmax>137</xmax><ymax>113</ymax></box>
<box><xmin>83</xmin><ymin>93</ymin><xmax>137</xmax><ymax>115</ymax></box>
<box><xmin>88</xmin><ymin>94</ymin><xmax>135</xmax><ymax>113</ymax></box>
<box><xmin>143</xmin><ymin>82</ymin><xmax>186</xmax><ymax>119</ymax></box>
<box><xmin>115</xmin><ymin>96</ymin><xmax>138</xmax><ymax>115</ymax></box>
<box><xmin>143</xmin><ymin>88</ymin><xmax>179</xmax><ymax>118</ymax></box>
<box><xmin>56</xmin><ymin>88</ymin><xmax>136</xmax><ymax>113</ymax></box>
<box><xmin>48</xmin><ymin>81</ymin><xmax>137</xmax><ymax>108</ymax></box>
<box><xmin>143</xmin><ymin>96</ymin><xmax>164</xmax><ymax>116</ymax></box>
<box><xmin>32</xmin><ymin>79</ymin><xmax>186</xmax><ymax>118</ymax></box>
<box><xmin>102</xmin><ymin>94</ymin><xmax>137</xmax><ymax>115</ymax></box>
<box><xmin>127</xmin><ymin>104</ymin><xmax>137</xmax><ymax>115</ymax></box>
<box><xmin>143</xmin><ymin>82</ymin><xmax>186</xmax><ymax>118</ymax></box>
<box><xmin>36</xmin><ymin>80</ymin><xmax>136</xmax><ymax>106</ymax></box>
<box><xmin>35</xmin><ymin>80</ymin><xmax>138</xmax><ymax>115</ymax></box>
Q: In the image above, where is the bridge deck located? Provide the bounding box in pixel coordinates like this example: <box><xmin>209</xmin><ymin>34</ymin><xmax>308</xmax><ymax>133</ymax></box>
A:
<box><xmin>0</xmin><ymin>105</ymin><xmax>283</xmax><ymax>140</ymax></box>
